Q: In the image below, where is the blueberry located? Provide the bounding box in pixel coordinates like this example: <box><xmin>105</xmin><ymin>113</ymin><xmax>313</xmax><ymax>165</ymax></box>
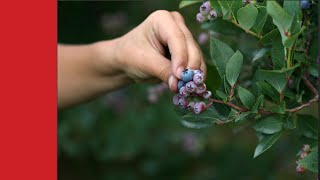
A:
<box><xmin>196</xmin><ymin>83</ymin><xmax>206</xmax><ymax>94</ymax></box>
<box><xmin>181</xmin><ymin>69</ymin><xmax>194</xmax><ymax>82</ymax></box>
<box><xmin>178</xmin><ymin>97</ymin><xmax>188</xmax><ymax>109</ymax></box>
<box><xmin>196</xmin><ymin>13</ymin><xmax>206</xmax><ymax>23</ymax></box>
<box><xmin>300</xmin><ymin>0</ymin><xmax>311</xmax><ymax>9</ymax></box>
<box><xmin>207</xmin><ymin>10</ymin><xmax>217</xmax><ymax>21</ymax></box>
<box><xmin>194</xmin><ymin>101</ymin><xmax>206</xmax><ymax>114</ymax></box>
<box><xmin>179</xmin><ymin>86</ymin><xmax>190</xmax><ymax>97</ymax></box>
<box><xmin>177</xmin><ymin>80</ymin><xmax>185</xmax><ymax>91</ymax></box>
<box><xmin>202</xmin><ymin>91</ymin><xmax>212</xmax><ymax>99</ymax></box>
<box><xmin>185</xmin><ymin>81</ymin><xmax>197</xmax><ymax>93</ymax></box>
<box><xmin>173</xmin><ymin>94</ymin><xmax>181</xmax><ymax>106</ymax></box>
<box><xmin>193</xmin><ymin>73</ymin><xmax>204</xmax><ymax>85</ymax></box>
<box><xmin>187</xmin><ymin>102</ymin><xmax>196</xmax><ymax>111</ymax></box>
<box><xmin>199</xmin><ymin>1</ymin><xmax>211</xmax><ymax>16</ymax></box>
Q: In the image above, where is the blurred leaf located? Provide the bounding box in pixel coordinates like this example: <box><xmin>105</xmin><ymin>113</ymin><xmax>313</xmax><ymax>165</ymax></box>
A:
<box><xmin>237</xmin><ymin>4</ymin><xmax>258</xmax><ymax>30</ymax></box>
<box><xmin>226</xmin><ymin>50</ymin><xmax>243</xmax><ymax>86</ymax></box>
<box><xmin>251</xmin><ymin>6</ymin><xmax>268</xmax><ymax>34</ymax></box>
<box><xmin>180</xmin><ymin>106</ymin><xmax>226</xmax><ymax>129</ymax></box>
<box><xmin>297</xmin><ymin>115</ymin><xmax>318</xmax><ymax>140</ymax></box>
<box><xmin>271</xmin><ymin>32</ymin><xmax>285</xmax><ymax>69</ymax></box>
<box><xmin>251</xmin><ymin>95</ymin><xmax>264</xmax><ymax>113</ymax></box>
<box><xmin>238</xmin><ymin>86</ymin><xmax>255</xmax><ymax>109</ymax></box>
<box><xmin>256</xmin><ymin>81</ymin><xmax>279</xmax><ymax>103</ymax></box>
<box><xmin>218</xmin><ymin>0</ymin><xmax>232</xmax><ymax>20</ymax></box>
<box><xmin>309</xmin><ymin>64</ymin><xmax>319</xmax><ymax>77</ymax></box>
<box><xmin>223</xmin><ymin>75</ymin><xmax>231</xmax><ymax>96</ymax></box>
<box><xmin>179</xmin><ymin>0</ymin><xmax>201</xmax><ymax>9</ymax></box>
<box><xmin>210</xmin><ymin>37</ymin><xmax>234</xmax><ymax>78</ymax></box>
<box><xmin>297</xmin><ymin>151</ymin><xmax>318</xmax><ymax>173</ymax></box>
<box><xmin>252</xmin><ymin>48</ymin><xmax>269</xmax><ymax>62</ymax></box>
<box><xmin>267</xmin><ymin>1</ymin><xmax>292</xmax><ymax>46</ymax></box>
<box><xmin>253</xmin><ymin>116</ymin><xmax>283</xmax><ymax>134</ymax></box>
<box><xmin>254</xmin><ymin>132</ymin><xmax>281</xmax><ymax>158</ymax></box>
<box><xmin>206</xmin><ymin>64</ymin><xmax>222</xmax><ymax>92</ymax></box>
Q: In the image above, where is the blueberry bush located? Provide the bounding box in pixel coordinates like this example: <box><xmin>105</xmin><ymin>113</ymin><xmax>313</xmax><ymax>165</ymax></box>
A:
<box><xmin>58</xmin><ymin>1</ymin><xmax>318</xmax><ymax>179</ymax></box>
<box><xmin>178</xmin><ymin>0</ymin><xmax>318</xmax><ymax>174</ymax></box>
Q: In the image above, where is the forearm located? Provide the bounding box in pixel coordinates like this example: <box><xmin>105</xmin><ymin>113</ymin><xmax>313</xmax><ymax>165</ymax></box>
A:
<box><xmin>58</xmin><ymin>40</ymin><xmax>132</xmax><ymax>108</ymax></box>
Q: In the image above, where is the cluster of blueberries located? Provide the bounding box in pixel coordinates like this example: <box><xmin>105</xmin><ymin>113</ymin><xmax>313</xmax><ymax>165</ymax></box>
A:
<box><xmin>173</xmin><ymin>69</ymin><xmax>212</xmax><ymax>114</ymax></box>
<box><xmin>196</xmin><ymin>1</ymin><xmax>217</xmax><ymax>23</ymax></box>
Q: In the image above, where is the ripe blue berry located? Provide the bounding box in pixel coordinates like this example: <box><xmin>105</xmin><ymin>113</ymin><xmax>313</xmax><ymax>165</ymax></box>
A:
<box><xmin>196</xmin><ymin>83</ymin><xmax>206</xmax><ymax>94</ymax></box>
<box><xmin>178</xmin><ymin>80</ymin><xmax>185</xmax><ymax>91</ymax></box>
<box><xmin>179</xmin><ymin>86</ymin><xmax>190</xmax><ymax>97</ymax></box>
<box><xmin>207</xmin><ymin>10</ymin><xmax>217</xmax><ymax>21</ymax></box>
<box><xmin>202</xmin><ymin>90</ymin><xmax>212</xmax><ymax>99</ymax></box>
<box><xmin>178</xmin><ymin>97</ymin><xmax>188</xmax><ymax>109</ymax></box>
<box><xmin>181</xmin><ymin>69</ymin><xmax>194</xmax><ymax>82</ymax></box>
<box><xmin>185</xmin><ymin>81</ymin><xmax>197</xmax><ymax>93</ymax></box>
<box><xmin>196</xmin><ymin>13</ymin><xmax>206</xmax><ymax>23</ymax></box>
<box><xmin>194</xmin><ymin>101</ymin><xmax>206</xmax><ymax>114</ymax></box>
<box><xmin>300</xmin><ymin>0</ymin><xmax>311</xmax><ymax>9</ymax></box>
<box><xmin>193</xmin><ymin>73</ymin><xmax>204</xmax><ymax>85</ymax></box>
<box><xmin>173</xmin><ymin>94</ymin><xmax>181</xmax><ymax>106</ymax></box>
<box><xmin>199</xmin><ymin>1</ymin><xmax>211</xmax><ymax>16</ymax></box>
<box><xmin>193</xmin><ymin>69</ymin><xmax>204</xmax><ymax>75</ymax></box>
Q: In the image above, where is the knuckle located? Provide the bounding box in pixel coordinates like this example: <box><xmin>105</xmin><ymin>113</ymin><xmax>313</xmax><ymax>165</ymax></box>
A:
<box><xmin>171</xmin><ymin>11</ymin><xmax>185</xmax><ymax>22</ymax></box>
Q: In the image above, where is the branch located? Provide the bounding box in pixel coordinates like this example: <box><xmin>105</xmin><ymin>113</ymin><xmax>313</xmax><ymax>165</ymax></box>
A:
<box><xmin>286</xmin><ymin>95</ymin><xmax>318</xmax><ymax>113</ymax></box>
<box><xmin>206</xmin><ymin>98</ymin><xmax>272</xmax><ymax>115</ymax></box>
<box><xmin>303</xmin><ymin>75</ymin><xmax>318</xmax><ymax>96</ymax></box>
<box><xmin>229</xmin><ymin>20</ymin><xmax>263</xmax><ymax>39</ymax></box>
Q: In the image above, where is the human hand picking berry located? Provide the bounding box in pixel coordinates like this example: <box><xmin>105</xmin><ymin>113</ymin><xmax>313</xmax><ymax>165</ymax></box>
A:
<box><xmin>58</xmin><ymin>10</ymin><xmax>206</xmax><ymax>108</ymax></box>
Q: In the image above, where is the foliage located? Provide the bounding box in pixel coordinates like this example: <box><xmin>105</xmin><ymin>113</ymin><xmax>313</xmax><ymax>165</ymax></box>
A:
<box><xmin>179</xmin><ymin>0</ymin><xmax>318</xmax><ymax>174</ymax></box>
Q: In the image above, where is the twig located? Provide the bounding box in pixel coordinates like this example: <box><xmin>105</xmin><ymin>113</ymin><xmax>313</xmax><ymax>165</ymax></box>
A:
<box><xmin>302</xmin><ymin>75</ymin><xmax>318</xmax><ymax>96</ymax></box>
<box><xmin>286</xmin><ymin>95</ymin><xmax>318</xmax><ymax>113</ymax></box>
<box><xmin>229</xmin><ymin>20</ymin><xmax>263</xmax><ymax>39</ymax></box>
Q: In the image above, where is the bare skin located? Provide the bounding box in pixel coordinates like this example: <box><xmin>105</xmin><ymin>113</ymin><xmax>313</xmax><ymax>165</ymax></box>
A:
<box><xmin>58</xmin><ymin>10</ymin><xmax>206</xmax><ymax>108</ymax></box>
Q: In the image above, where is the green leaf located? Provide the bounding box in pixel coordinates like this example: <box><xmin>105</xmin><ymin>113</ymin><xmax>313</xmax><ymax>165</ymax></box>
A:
<box><xmin>253</xmin><ymin>116</ymin><xmax>283</xmax><ymax>134</ymax></box>
<box><xmin>228</xmin><ymin>0</ymin><xmax>242</xmax><ymax>19</ymax></box>
<box><xmin>260</xmin><ymin>70</ymin><xmax>287</xmax><ymax>93</ymax></box>
<box><xmin>260</xmin><ymin>29</ymin><xmax>278</xmax><ymax>44</ymax></box>
<box><xmin>297</xmin><ymin>115</ymin><xmax>318</xmax><ymax>140</ymax></box>
<box><xmin>309</xmin><ymin>64</ymin><xmax>319</xmax><ymax>77</ymax></box>
<box><xmin>210</xmin><ymin>0</ymin><xmax>223</xmax><ymax>16</ymax></box>
<box><xmin>237</xmin><ymin>4</ymin><xmax>258</xmax><ymax>30</ymax></box>
<box><xmin>271</xmin><ymin>101</ymin><xmax>286</xmax><ymax>114</ymax></box>
<box><xmin>251</xmin><ymin>6</ymin><xmax>268</xmax><ymax>34</ymax></box>
<box><xmin>256</xmin><ymin>81</ymin><xmax>279</xmax><ymax>103</ymax></box>
<box><xmin>267</xmin><ymin>1</ymin><xmax>292</xmax><ymax>46</ymax></box>
<box><xmin>226</xmin><ymin>50</ymin><xmax>243</xmax><ymax>86</ymax></box>
<box><xmin>216</xmin><ymin>90</ymin><xmax>228</xmax><ymax>102</ymax></box>
<box><xmin>283</xmin><ymin>114</ymin><xmax>297</xmax><ymax>130</ymax></box>
<box><xmin>205</xmin><ymin>64</ymin><xmax>221</xmax><ymax>92</ymax></box>
<box><xmin>235</xmin><ymin>111</ymin><xmax>251</xmax><ymax>123</ymax></box>
<box><xmin>180</xmin><ymin>106</ymin><xmax>226</xmax><ymax>129</ymax></box>
<box><xmin>283</xmin><ymin>0</ymin><xmax>302</xmax><ymax>21</ymax></box>
<box><xmin>251</xmin><ymin>95</ymin><xmax>264</xmax><ymax>113</ymax></box>
<box><xmin>271</xmin><ymin>32</ymin><xmax>285</xmax><ymax>69</ymax></box>
<box><xmin>210</xmin><ymin>38</ymin><xmax>234</xmax><ymax>78</ymax></box>
<box><xmin>218</xmin><ymin>0</ymin><xmax>232</xmax><ymax>20</ymax></box>
<box><xmin>284</xmin><ymin>26</ymin><xmax>306</xmax><ymax>48</ymax></box>
<box><xmin>179</xmin><ymin>0</ymin><xmax>201</xmax><ymax>9</ymax></box>
<box><xmin>252</xmin><ymin>48</ymin><xmax>269</xmax><ymax>62</ymax></box>
<box><xmin>254</xmin><ymin>132</ymin><xmax>281</xmax><ymax>158</ymax></box>
<box><xmin>238</xmin><ymin>86</ymin><xmax>255</xmax><ymax>109</ymax></box>
<box><xmin>297</xmin><ymin>151</ymin><xmax>318</xmax><ymax>173</ymax></box>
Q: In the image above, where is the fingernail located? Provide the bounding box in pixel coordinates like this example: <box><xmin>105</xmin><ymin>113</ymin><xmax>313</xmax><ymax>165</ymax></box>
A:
<box><xmin>168</xmin><ymin>75</ymin><xmax>174</xmax><ymax>90</ymax></box>
<box><xmin>176</xmin><ymin>66</ymin><xmax>184</xmax><ymax>78</ymax></box>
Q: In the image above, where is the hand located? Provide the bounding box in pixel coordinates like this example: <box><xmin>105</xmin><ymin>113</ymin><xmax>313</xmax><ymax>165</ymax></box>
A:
<box><xmin>110</xmin><ymin>10</ymin><xmax>206</xmax><ymax>92</ymax></box>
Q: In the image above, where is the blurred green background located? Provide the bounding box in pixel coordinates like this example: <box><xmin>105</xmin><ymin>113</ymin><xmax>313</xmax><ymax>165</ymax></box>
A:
<box><xmin>58</xmin><ymin>1</ymin><xmax>316</xmax><ymax>179</ymax></box>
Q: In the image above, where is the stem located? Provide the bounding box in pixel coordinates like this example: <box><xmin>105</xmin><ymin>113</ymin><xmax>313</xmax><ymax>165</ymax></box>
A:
<box><xmin>287</xmin><ymin>47</ymin><xmax>292</xmax><ymax>68</ymax></box>
<box><xmin>286</xmin><ymin>95</ymin><xmax>318</xmax><ymax>113</ymax></box>
<box><xmin>230</xmin><ymin>20</ymin><xmax>263</xmax><ymax>39</ymax></box>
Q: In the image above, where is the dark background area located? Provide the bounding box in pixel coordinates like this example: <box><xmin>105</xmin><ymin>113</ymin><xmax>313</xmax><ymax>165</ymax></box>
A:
<box><xmin>58</xmin><ymin>1</ymin><xmax>316</xmax><ymax>179</ymax></box>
